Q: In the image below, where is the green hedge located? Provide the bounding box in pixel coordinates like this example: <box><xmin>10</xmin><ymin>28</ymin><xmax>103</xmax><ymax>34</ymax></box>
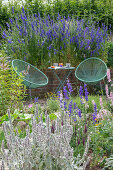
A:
<box><xmin>0</xmin><ymin>0</ymin><xmax>113</xmax><ymax>28</ymax></box>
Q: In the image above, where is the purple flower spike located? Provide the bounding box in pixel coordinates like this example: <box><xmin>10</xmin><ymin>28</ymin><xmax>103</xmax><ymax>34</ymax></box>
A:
<box><xmin>79</xmin><ymin>85</ymin><xmax>83</xmax><ymax>99</ymax></box>
<box><xmin>78</xmin><ymin>139</ymin><xmax>80</xmax><ymax>145</ymax></box>
<box><xmin>64</xmin><ymin>101</ymin><xmax>67</xmax><ymax>110</ymax></box>
<box><xmin>68</xmin><ymin>100</ymin><xmax>73</xmax><ymax>114</ymax></box>
<box><xmin>78</xmin><ymin>109</ymin><xmax>81</xmax><ymax>118</ymax></box>
<box><xmin>67</xmin><ymin>79</ymin><xmax>73</xmax><ymax>95</ymax></box>
<box><xmin>34</xmin><ymin>97</ymin><xmax>38</xmax><ymax>103</ymax></box>
<box><xmin>84</xmin><ymin>84</ymin><xmax>89</xmax><ymax>101</ymax></box>
<box><xmin>2</xmin><ymin>31</ymin><xmax>7</xmax><ymax>38</ymax></box>
<box><xmin>51</xmin><ymin>123</ymin><xmax>55</xmax><ymax>133</ymax></box>
<box><xmin>92</xmin><ymin>101</ymin><xmax>97</xmax><ymax>123</ymax></box>
<box><xmin>9</xmin><ymin>18</ymin><xmax>13</xmax><ymax>25</ymax></box>
<box><xmin>8</xmin><ymin>39</ymin><xmax>13</xmax><ymax>44</ymax></box>
<box><xmin>12</xmin><ymin>6</ymin><xmax>14</xmax><ymax>14</ymax></box>
<box><xmin>83</xmin><ymin>138</ymin><xmax>85</xmax><ymax>146</ymax></box>
<box><xmin>22</xmin><ymin>6</ymin><xmax>25</xmax><ymax>14</ymax></box>
<box><xmin>74</xmin><ymin>102</ymin><xmax>77</xmax><ymax>110</ymax></box>
<box><xmin>63</xmin><ymin>86</ymin><xmax>69</xmax><ymax>100</ymax></box>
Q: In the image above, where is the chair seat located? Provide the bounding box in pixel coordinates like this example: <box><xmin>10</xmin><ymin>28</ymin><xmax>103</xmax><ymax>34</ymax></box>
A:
<box><xmin>12</xmin><ymin>59</ymin><xmax>48</xmax><ymax>88</ymax></box>
<box><xmin>75</xmin><ymin>57</ymin><xmax>107</xmax><ymax>84</ymax></box>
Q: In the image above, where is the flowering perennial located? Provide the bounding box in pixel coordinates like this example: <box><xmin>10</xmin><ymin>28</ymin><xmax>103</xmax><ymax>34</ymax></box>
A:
<box><xmin>1</xmin><ymin>109</ymin><xmax>90</xmax><ymax>170</ymax></box>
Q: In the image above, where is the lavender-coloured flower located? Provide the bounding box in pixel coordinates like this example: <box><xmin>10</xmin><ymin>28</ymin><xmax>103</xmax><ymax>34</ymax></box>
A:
<box><xmin>78</xmin><ymin>109</ymin><xmax>82</xmax><ymax>118</ymax></box>
<box><xmin>18</xmin><ymin>39</ymin><xmax>21</xmax><ymax>43</ymax></box>
<box><xmin>11</xmin><ymin>47</ymin><xmax>15</xmax><ymax>52</ymax></box>
<box><xmin>63</xmin><ymin>86</ymin><xmax>69</xmax><ymax>100</ymax></box>
<box><xmin>34</xmin><ymin>97</ymin><xmax>38</xmax><ymax>103</ymax></box>
<box><xmin>64</xmin><ymin>101</ymin><xmax>67</xmax><ymax>110</ymax></box>
<box><xmin>22</xmin><ymin>6</ymin><xmax>25</xmax><ymax>14</ymax></box>
<box><xmin>84</xmin><ymin>84</ymin><xmax>89</xmax><ymax>101</ymax></box>
<box><xmin>8</xmin><ymin>39</ymin><xmax>13</xmax><ymax>44</ymax></box>
<box><xmin>74</xmin><ymin>102</ymin><xmax>77</xmax><ymax>110</ymax></box>
<box><xmin>68</xmin><ymin>100</ymin><xmax>73</xmax><ymax>115</ymax></box>
<box><xmin>9</xmin><ymin>18</ymin><xmax>13</xmax><ymax>24</ymax></box>
<box><xmin>92</xmin><ymin>101</ymin><xmax>97</xmax><ymax>123</ymax></box>
<box><xmin>2</xmin><ymin>31</ymin><xmax>7</xmax><ymax>38</ymax></box>
<box><xmin>79</xmin><ymin>85</ymin><xmax>83</xmax><ymax>99</ymax></box>
<box><xmin>67</xmin><ymin>79</ymin><xmax>73</xmax><ymax>95</ymax></box>
<box><xmin>6</xmin><ymin>22</ymin><xmax>10</xmax><ymax>29</ymax></box>
<box><xmin>12</xmin><ymin>6</ymin><xmax>14</xmax><ymax>14</ymax></box>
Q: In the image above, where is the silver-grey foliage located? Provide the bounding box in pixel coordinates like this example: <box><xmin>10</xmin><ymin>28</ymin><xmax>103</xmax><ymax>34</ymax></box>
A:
<box><xmin>1</xmin><ymin>107</ymin><xmax>90</xmax><ymax>170</ymax></box>
<box><xmin>104</xmin><ymin>155</ymin><xmax>113</xmax><ymax>170</ymax></box>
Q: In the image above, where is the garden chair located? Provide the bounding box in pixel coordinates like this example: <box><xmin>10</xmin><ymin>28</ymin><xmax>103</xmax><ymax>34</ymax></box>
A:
<box><xmin>75</xmin><ymin>57</ymin><xmax>107</xmax><ymax>85</ymax></box>
<box><xmin>12</xmin><ymin>59</ymin><xmax>48</xmax><ymax>98</ymax></box>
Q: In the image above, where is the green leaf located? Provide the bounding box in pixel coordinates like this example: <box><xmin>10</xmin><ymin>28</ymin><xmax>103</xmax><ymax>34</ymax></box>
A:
<box><xmin>49</xmin><ymin>113</ymin><xmax>57</xmax><ymax>120</ymax></box>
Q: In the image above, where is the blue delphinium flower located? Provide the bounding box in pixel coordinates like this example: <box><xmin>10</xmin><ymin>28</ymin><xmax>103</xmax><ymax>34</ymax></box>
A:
<box><xmin>9</xmin><ymin>18</ymin><xmax>13</xmax><ymax>25</ymax></box>
<box><xmin>79</xmin><ymin>85</ymin><xmax>84</xmax><ymax>104</ymax></box>
<box><xmin>34</xmin><ymin>97</ymin><xmax>38</xmax><ymax>103</ymax></box>
<box><xmin>8</xmin><ymin>39</ymin><xmax>13</xmax><ymax>44</ymax></box>
<box><xmin>63</xmin><ymin>86</ymin><xmax>69</xmax><ymax>100</ymax></box>
<box><xmin>79</xmin><ymin>85</ymin><xmax>83</xmax><ymax>99</ymax></box>
<box><xmin>6</xmin><ymin>22</ymin><xmax>10</xmax><ymax>29</ymax></box>
<box><xmin>12</xmin><ymin>6</ymin><xmax>14</xmax><ymax>14</ymax></box>
<box><xmin>78</xmin><ymin>109</ymin><xmax>82</xmax><ymax>118</ymax></box>
<box><xmin>92</xmin><ymin>101</ymin><xmax>97</xmax><ymax>124</ymax></box>
<box><xmin>2</xmin><ymin>31</ymin><xmax>7</xmax><ymax>39</ymax></box>
<box><xmin>68</xmin><ymin>100</ymin><xmax>73</xmax><ymax>116</ymax></box>
<box><xmin>64</xmin><ymin>101</ymin><xmax>67</xmax><ymax>110</ymax></box>
<box><xmin>12</xmin><ymin>47</ymin><xmax>15</xmax><ymax>52</ymax></box>
<box><xmin>18</xmin><ymin>39</ymin><xmax>21</xmax><ymax>43</ymax></box>
<box><xmin>74</xmin><ymin>102</ymin><xmax>77</xmax><ymax>110</ymax></box>
<box><xmin>67</xmin><ymin>79</ymin><xmax>73</xmax><ymax>95</ymax></box>
<box><xmin>84</xmin><ymin>84</ymin><xmax>89</xmax><ymax>101</ymax></box>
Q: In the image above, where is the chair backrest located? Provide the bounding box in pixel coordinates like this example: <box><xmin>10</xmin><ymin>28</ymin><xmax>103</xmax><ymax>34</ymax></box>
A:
<box><xmin>12</xmin><ymin>59</ymin><xmax>48</xmax><ymax>88</ymax></box>
<box><xmin>75</xmin><ymin>57</ymin><xmax>107</xmax><ymax>84</ymax></box>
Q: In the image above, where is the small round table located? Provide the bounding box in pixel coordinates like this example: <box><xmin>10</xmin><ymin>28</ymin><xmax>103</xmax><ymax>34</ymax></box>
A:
<box><xmin>48</xmin><ymin>66</ymin><xmax>75</xmax><ymax>93</ymax></box>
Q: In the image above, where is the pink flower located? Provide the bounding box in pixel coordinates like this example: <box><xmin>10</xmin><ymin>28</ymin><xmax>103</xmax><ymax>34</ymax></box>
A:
<box><xmin>110</xmin><ymin>92</ymin><xmax>113</xmax><ymax>105</ymax></box>
<box><xmin>28</xmin><ymin>104</ymin><xmax>33</xmax><ymax>108</ymax></box>
<box><xmin>92</xmin><ymin>100</ymin><xmax>95</xmax><ymax>105</ymax></box>
<box><xmin>99</xmin><ymin>96</ymin><xmax>103</xmax><ymax>108</ymax></box>
<box><xmin>105</xmin><ymin>84</ymin><xmax>109</xmax><ymax>98</ymax></box>
<box><xmin>107</xmin><ymin>69</ymin><xmax>111</xmax><ymax>82</ymax></box>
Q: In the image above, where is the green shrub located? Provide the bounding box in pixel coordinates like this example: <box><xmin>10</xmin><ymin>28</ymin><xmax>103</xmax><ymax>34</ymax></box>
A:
<box><xmin>107</xmin><ymin>42</ymin><xmax>113</xmax><ymax>68</ymax></box>
<box><xmin>0</xmin><ymin>50</ymin><xmax>27</xmax><ymax>115</ymax></box>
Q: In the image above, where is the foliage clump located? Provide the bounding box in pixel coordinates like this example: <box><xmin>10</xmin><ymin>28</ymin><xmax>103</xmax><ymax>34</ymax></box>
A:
<box><xmin>0</xmin><ymin>50</ymin><xmax>27</xmax><ymax>115</ymax></box>
<box><xmin>1</xmin><ymin>108</ymin><xmax>90</xmax><ymax>170</ymax></box>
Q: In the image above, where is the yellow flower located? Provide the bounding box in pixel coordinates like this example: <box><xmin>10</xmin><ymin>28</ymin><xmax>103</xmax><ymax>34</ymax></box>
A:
<box><xmin>99</xmin><ymin>123</ymin><xmax>102</xmax><ymax>125</ymax></box>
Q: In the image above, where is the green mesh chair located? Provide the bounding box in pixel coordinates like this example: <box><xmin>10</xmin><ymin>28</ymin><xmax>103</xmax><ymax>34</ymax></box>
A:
<box><xmin>12</xmin><ymin>59</ymin><xmax>48</xmax><ymax>89</ymax></box>
<box><xmin>75</xmin><ymin>57</ymin><xmax>107</xmax><ymax>85</ymax></box>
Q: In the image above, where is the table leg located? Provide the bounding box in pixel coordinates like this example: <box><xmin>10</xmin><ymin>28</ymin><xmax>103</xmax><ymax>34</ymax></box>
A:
<box><xmin>57</xmin><ymin>70</ymin><xmax>72</xmax><ymax>91</ymax></box>
<box><xmin>52</xmin><ymin>70</ymin><xmax>72</xmax><ymax>93</ymax></box>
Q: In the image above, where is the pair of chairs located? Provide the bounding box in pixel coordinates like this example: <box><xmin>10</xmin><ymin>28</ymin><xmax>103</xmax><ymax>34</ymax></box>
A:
<box><xmin>12</xmin><ymin>57</ymin><xmax>107</xmax><ymax>89</ymax></box>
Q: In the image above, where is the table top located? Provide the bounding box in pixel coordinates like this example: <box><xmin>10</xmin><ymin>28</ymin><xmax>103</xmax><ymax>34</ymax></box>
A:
<box><xmin>48</xmin><ymin>66</ymin><xmax>75</xmax><ymax>70</ymax></box>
